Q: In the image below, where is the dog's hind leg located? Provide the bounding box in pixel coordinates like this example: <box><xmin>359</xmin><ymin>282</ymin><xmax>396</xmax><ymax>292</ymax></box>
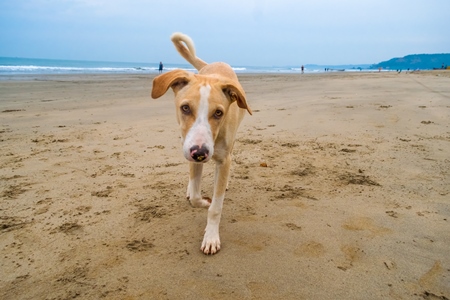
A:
<box><xmin>186</xmin><ymin>162</ymin><xmax>210</xmax><ymax>208</ymax></box>
<box><xmin>201</xmin><ymin>155</ymin><xmax>231</xmax><ymax>254</ymax></box>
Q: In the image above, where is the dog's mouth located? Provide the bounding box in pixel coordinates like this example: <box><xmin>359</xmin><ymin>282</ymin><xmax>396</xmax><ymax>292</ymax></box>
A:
<box><xmin>193</xmin><ymin>154</ymin><xmax>207</xmax><ymax>162</ymax></box>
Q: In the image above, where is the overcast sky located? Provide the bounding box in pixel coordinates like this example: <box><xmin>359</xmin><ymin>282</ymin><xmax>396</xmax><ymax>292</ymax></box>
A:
<box><xmin>1</xmin><ymin>0</ymin><xmax>449</xmax><ymax>66</ymax></box>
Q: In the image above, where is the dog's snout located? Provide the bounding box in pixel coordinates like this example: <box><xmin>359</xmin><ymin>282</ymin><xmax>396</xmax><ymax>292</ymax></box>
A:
<box><xmin>190</xmin><ymin>144</ymin><xmax>209</xmax><ymax>162</ymax></box>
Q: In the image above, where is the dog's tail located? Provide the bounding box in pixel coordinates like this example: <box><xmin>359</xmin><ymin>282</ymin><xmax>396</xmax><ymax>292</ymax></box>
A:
<box><xmin>171</xmin><ymin>32</ymin><xmax>207</xmax><ymax>71</ymax></box>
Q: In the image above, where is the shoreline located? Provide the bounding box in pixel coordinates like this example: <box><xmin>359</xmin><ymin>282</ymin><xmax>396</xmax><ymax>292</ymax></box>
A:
<box><xmin>1</xmin><ymin>68</ymin><xmax>449</xmax><ymax>81</ymax></box>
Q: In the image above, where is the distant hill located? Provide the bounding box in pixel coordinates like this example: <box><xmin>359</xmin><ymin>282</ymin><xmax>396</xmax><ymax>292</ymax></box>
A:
<box><xmin>371</xmin><ymin>53</ymin><xmax>450</xmax><ymax>70</ymax></box>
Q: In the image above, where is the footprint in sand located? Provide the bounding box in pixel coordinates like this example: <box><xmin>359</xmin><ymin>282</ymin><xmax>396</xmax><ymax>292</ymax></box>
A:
<box><xmin>342</xmin><ymin>216</ymin><xmax>391</xmax><ymax>236</ymax></box>
<box><xmin>294</xmin><ymin>241</ymin><xmax>325</xmax><ymax>257</ymax></box>
<box><xmin>55</xmin><ymin>222</ymin><xmax>82</xmax><ymax>234</ymax></box>
<box><xmin>126</xmin><ymin>239</ymin><xmax>154</xmax><ymax>252</ymax></box>
<box><xmin>337</xmin><ymin>244</ymin><xmax>364</xmax><ymax>271</ymax></box>
<box><xmin>285</xmin><ymin>223</ymin><xmax>302</xmax><ymax>231</ymax></box>
<box><xmin>418</xmin><ymin>261</ymin><xmax>446</xmax><ymax>293</ymax></box>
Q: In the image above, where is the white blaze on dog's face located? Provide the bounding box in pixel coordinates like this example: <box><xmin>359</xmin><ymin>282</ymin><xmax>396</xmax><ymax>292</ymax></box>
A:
<box><xmin>151</xmin><ymin>70</ymin><xmax>251</xmax><ymax>164</ymax></box>
<box><xmin>176</xmin><ymin>82</ymin><xmax>228</xmax><ymax>163</ymax></box>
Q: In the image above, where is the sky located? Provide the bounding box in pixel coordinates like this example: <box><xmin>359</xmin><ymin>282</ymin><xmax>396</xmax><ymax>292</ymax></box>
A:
<box><xmin>0</xmin><ymin>0</ymin><xmax>449</xmax><ymax>66</ymax></box>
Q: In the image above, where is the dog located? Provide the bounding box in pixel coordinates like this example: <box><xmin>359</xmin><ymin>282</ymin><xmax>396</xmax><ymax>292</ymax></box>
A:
<box><xmin>151</xmin><ymin>32</ymin><xmax>252</xmax><ymax>254</ymax></box>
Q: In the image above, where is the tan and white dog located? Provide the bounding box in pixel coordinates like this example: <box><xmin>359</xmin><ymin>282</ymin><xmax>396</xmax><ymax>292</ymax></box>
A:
<box><xmin>151</xmin><ymin>32</ymin><xmax>252</xmax><ymax>254</ymax></box>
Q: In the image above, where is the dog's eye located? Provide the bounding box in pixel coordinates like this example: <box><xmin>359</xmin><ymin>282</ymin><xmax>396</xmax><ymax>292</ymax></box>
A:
<box><xmin>181</xmin><ymin>105</ymin><xmax>191</xmax><ymax>114</ymax></box>
<box><xmin>214</xmin><ymin>110</ymin><xmax>223</xmax><ymax>119</ymax></box>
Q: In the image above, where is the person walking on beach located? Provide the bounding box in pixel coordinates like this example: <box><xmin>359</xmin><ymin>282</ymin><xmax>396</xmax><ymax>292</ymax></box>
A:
<box><xmin>159</xmin><ymin>61</ymin><xmax>163</xmax><ymax>73</ymax></box>
<box><xmin>301</xmin><ymin>65</ymin><xmax>304</xmax><ymax>74</ymax></box>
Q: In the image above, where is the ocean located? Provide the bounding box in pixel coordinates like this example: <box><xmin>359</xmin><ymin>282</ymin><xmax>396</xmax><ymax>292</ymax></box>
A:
<box><xmin>0</xmin><ymin>57</ymin><xmax>373</xmax><ymax>75</ymax></box>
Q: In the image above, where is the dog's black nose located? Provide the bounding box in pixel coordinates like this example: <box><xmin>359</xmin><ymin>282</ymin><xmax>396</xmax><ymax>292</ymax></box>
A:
<box><xmin>190</xmin><ymin>144</ymin><xmax>209</xmax><ymax>162</ymax></box>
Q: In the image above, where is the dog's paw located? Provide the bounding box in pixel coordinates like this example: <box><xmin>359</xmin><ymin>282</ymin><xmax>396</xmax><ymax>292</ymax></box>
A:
<box><xmin>201</xmin><ymin>227</ymin><xmax>220</xmax><ymax>255</ymax></box>
<box><xmin>201</xmin><ymin>236</ymin><xmax>221</xmax><ymax>255</ymax></box>
<box><xmin>189</xmin><ymin>197</ymin><xmax>211</xmax><ymax>208</ymax></box>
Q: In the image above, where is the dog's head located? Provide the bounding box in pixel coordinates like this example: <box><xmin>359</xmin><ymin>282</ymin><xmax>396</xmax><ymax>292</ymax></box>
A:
<box><xmin>152</xmin><ymin>69</ymin><xmax>252</xmax><ymax>163</ymax></box>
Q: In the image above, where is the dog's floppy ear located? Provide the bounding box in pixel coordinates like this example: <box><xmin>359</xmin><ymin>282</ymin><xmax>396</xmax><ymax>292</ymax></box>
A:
<box><xmin>221</xmin><ymin>82</ymin><xmax>252</xmax><ymax>115</ymax></box>
<box><xmin>151</xmin><ymin>69</ymin><xmax>193</xmax><ymax>99</ymax></box>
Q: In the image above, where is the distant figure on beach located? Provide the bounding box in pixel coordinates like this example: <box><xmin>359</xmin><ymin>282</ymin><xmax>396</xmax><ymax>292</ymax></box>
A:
<box><xmin>301</xmin><ymin>65</ymin><xmax>304</xmax><ymax>74</ymax></box>
<box><xmin>159</xmin><ymin>61</ymin><xmax>163</xmax><ymax>73</ymax></box>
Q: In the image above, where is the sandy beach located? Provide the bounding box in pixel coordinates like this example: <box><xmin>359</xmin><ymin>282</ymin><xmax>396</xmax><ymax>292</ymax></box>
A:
<box><xmin>1</xmin><ymin>71</ymin><xmax>449</xmax><ymax>299</ymax></box>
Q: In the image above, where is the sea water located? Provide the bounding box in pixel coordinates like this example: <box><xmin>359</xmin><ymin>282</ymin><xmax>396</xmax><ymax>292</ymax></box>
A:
<box><xmin>0</xmin><ymin>57</ymin><xmax>373</xmax><ymax>75</ymax></box>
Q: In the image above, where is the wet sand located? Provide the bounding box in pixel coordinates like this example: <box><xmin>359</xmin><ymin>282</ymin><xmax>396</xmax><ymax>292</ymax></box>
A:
<box><xmin>1</xmin><ymin>71</ymin><xmax>449</xmax><ymax>299</ymax></box>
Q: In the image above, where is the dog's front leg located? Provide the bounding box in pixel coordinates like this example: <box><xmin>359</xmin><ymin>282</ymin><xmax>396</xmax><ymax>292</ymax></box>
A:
<box><xmin>201</xmin><ymin>155</ymin><xmax>230</xmax><ymax>254</ymax></box>
<box><xmin>186</xmin><ymin>162</ymin><xmax>211</xmax><ymax>208</ymax></box>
